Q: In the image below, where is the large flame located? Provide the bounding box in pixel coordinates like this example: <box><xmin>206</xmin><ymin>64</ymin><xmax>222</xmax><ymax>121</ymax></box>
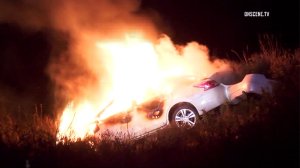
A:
<box><xmin>56</xmin><ymin>33</ymin><xmax>228</xmax><ymax>141</ymax></box>
<box><xmin>96</xmin><ymin>34</ymin><xmax>162</xmax><ymax>118</ymax></box>
<box><xmin>0</xmin><ymin>0</ymin><xmax>230</xmax><ymax>141</ymax></box>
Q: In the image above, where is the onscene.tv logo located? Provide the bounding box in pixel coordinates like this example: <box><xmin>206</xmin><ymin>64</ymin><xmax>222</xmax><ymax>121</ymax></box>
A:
<box><xmin>244</xmin><ymin>11</ymin><xmax>270</xmax><ymax>17</ymax></box>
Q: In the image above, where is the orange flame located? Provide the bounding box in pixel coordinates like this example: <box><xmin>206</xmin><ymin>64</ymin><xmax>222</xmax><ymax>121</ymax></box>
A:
<box><xmin>56</xmin><ymin>34</ymin><xmax>229</xmax><ymax>141</ymax></box>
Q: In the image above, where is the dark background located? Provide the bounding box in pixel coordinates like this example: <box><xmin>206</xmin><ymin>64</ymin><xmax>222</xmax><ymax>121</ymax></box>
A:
<box><xmin>0</xmin><ymin>0</ymin><xmax>298</xmax><ymax>109</ymax></box>
<box><xmin>142</xmin><ymin>0</ymin><xmax>299</xmax><ymax>55</ymax></box>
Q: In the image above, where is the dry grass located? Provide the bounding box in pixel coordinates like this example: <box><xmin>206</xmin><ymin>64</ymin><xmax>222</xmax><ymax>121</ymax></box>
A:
<box><xmin>0</xmin><ymin>38</ymin><xmax>299</xmax><ymax>167</ymax></box>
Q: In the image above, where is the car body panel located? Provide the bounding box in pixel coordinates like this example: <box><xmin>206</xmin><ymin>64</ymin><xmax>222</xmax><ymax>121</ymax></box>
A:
<box><xmin>95</xmin><ymin>73</ymin><xmax>275</xmax><ymax>138</ymax></box>
<box><xmin>164</xmin><ymin>84</ymin><xmax>227</xmax><ymax>117</ymax></box>
<box><xmin>227</xmin><ymin>74</ymin><xmax>275</xmax><ymax>103</ymax></box>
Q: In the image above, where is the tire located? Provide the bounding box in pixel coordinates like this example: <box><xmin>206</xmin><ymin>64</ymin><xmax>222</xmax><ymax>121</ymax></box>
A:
<box><xmin>171</xmin><ymin>105</ymin><xmax>200</xmax><ymax>129</ymax></box>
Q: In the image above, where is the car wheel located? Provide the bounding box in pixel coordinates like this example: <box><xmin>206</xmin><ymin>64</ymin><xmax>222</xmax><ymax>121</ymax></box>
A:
<box><xmin>171</xmin><ymin>105</ymin><xmax>199</xmax><ymax>129</ymax></box>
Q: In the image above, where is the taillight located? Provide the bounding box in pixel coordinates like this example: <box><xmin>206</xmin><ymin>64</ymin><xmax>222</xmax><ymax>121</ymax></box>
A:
<box><xmin>194</xmin><ymin>80</ymin><xmax>219</xmax><ymax>91</ymax></box>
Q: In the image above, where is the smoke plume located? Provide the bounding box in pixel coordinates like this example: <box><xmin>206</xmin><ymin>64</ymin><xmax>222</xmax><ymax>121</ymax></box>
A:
<box><xmin>0</xmin><ymin>0</ymin><xmax>236</xmax><ymax>139</ymax></box>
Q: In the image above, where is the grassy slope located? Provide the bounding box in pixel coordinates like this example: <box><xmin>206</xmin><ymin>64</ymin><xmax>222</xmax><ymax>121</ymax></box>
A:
<box><xmin>0</xmin><ymin>43</ymin><xmax>299</xmax><ymax>168</ymax></box>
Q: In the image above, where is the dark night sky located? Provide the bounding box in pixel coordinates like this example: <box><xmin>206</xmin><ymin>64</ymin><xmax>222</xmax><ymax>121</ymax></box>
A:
<box><xmin>142</xmin><ymin>0</ymin><xmax>299</xmax><ymax>55</ymax></box>
<box><xmin>0</xmin><ymin>0</ymin><xmax>298</xmax><ymax>107</ymax></box>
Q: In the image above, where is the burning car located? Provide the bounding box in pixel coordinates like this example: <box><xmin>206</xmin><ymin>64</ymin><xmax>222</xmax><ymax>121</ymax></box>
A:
<box><xmin>94</xmin><ymin>73</ymin><xmax>276</xmax><ymax>138</ymax></box>
<box><xmin>55</xmin><ymin>32</ymin><xmax>278</xmax><ymax>141</ymax></box>
<box><xmin>163</xmin><ymin>73</ymin><xmax>275</xmax><ymax>129</ymax></box>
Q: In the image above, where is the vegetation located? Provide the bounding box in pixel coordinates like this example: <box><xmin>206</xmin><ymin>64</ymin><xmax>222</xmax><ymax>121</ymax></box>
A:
<box><xmin>0</xmin><ymin>40</ymin><xmax>299</xmax><ymax>168</ymax></box>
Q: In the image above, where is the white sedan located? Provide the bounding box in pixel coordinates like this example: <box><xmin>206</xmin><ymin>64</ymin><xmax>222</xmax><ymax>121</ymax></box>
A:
<box><xmin>162</xmin><ymin>73</ymin><xmax>275</xmax><ymax>129</ymax></box>
<box><xmin>95</xmin><ymin>73</ymin><xmax>276</xmax><ymax>137</ymax></box>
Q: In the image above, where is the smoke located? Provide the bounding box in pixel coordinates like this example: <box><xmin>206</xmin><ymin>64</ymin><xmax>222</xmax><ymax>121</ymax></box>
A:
<box><xmin>0</xmin><ymin>0</ymin><xmax>151</xmax><ymax>32</ymax></box>
<box><xmin>155</xmin><ymin>35</ymin><xmax>231</xmax><ymax>77</ymax></box>
<box><xmin>0</xmin><ymin>0</ymin><xmax>237</xmax><ymax>138</ymax></box>
<box><xmin>0</xmin><ymin>0</ymin><xmax>159</xmax><ymax>102</ymax></box>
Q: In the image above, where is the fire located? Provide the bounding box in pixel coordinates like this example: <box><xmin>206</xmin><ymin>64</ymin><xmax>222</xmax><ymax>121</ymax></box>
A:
<box><xmin>0</xmin><ymin>0</ymin><xmax>229</xmax><ymax>141</ymax></box>
<box><xmin>96</xmin><ymin>34</ymin><xmax>162</xmax><ymax>119</ymax></box>
<box><xmin>56</xmin><ymin>34</ymin><xmax>227</xmax><ymax>141</ymax></box>
<box><xmin>58</xmin><ymin>101</ymin><xmax>98</xmax><ymax>140</ymax></box>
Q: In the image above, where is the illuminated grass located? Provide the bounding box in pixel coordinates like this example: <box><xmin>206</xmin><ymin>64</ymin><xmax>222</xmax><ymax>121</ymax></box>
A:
<box><xmin>0</xmin><ymin>42</ymin><xmax>299</xmax><ymax>167</ymax></box>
